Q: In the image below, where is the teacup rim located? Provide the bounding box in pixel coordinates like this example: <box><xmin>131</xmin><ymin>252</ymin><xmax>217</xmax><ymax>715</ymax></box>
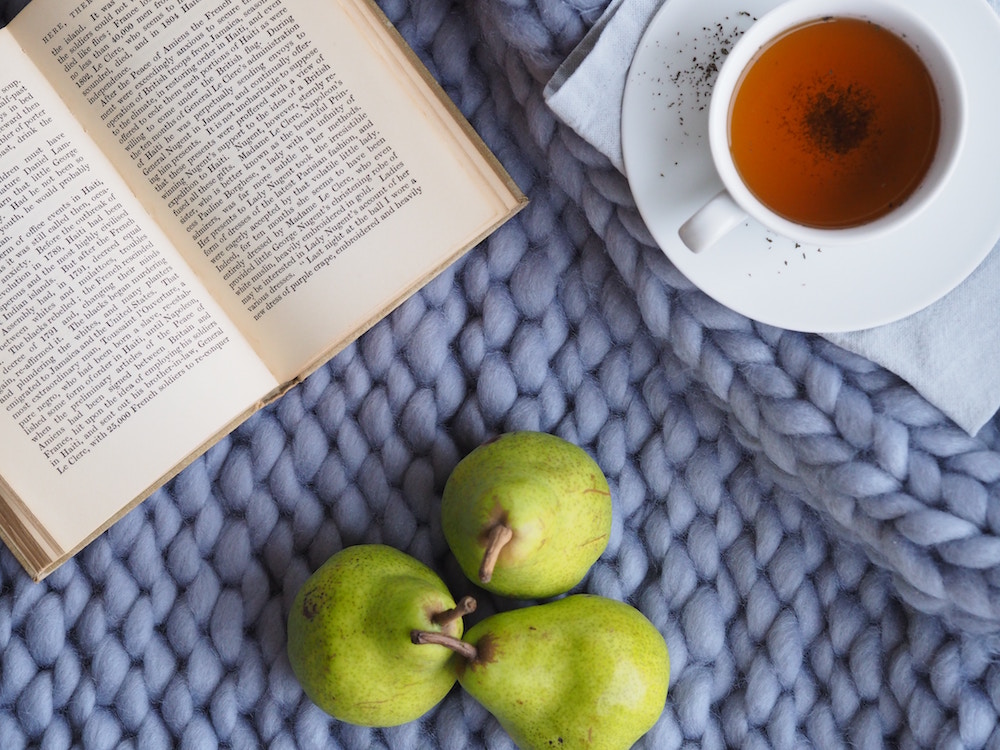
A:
<box><xmin>706</xmin><ymin>0</ymin><xmax>968</xmax><ymax>246</ymax></box>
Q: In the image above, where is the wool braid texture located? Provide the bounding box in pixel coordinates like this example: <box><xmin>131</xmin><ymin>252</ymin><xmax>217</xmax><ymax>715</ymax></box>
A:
<box><xmin>3</xmin><ymin>0</ymin><xmax>1000</xmax><ymax>748</ymax></box>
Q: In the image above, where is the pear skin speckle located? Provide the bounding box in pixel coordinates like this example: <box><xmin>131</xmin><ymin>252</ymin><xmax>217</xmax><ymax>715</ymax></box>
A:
<box><xmin>286</xmin><ymin>544</ymin><xmax>464</xmax><ymax>727</ymax></box>
<box><xmin>442</xmin><ymin>432</ymin><xmax>613</xmax><ymax>598</ymax></box>
<box><xmin>458</xmin><ymin>595</ymin><xmax>669</xmax><ymax>750</ymax></box>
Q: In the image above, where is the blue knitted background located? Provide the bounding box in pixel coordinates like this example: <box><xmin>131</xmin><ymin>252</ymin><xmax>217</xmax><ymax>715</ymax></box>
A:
<box><xmin>5</xmin><ymin>0</ymin><xmax>1000</xmax><ymax>747</ymax></box>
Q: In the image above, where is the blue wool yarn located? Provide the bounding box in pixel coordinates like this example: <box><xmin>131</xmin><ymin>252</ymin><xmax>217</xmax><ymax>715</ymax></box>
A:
<box><xmin>4</xmin><ymin>0</ymin><xmax>1000</xmax><ymax>748</ymax></box>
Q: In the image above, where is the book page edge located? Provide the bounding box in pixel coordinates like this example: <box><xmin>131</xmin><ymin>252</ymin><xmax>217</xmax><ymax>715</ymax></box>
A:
<box><xmin>346</xmin><ymin>0</ymin><xmax>527</xmax><ymax>208</ymax></box>
<box><xmin>3</xmin><ymin>391</ymin><xmax>281</xmax><ymax>582</ymax></box>
<box><xmin>285</xmin><ymin>197</ymin><xmax>528</xmax><ymax>385</ymax></box>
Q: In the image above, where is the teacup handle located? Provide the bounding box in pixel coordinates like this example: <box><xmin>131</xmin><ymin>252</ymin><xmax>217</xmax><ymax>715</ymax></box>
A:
<box><xmin>678</xmin><ymin>190</ymin><xmax>748</xmax><ymax>253</ymax></box>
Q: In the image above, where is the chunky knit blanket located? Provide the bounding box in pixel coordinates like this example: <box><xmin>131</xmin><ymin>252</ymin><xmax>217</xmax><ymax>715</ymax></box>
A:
<box><xmin>4</xmin><ymin>0</ymin><xmax>1000</xmax><ymax>747</ymax></box>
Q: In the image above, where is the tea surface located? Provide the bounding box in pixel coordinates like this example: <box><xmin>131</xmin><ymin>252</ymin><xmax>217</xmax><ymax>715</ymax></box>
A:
<box><xmin>728</xmin><ymin>17</ymin><xmax>940</xmax><ymax>228</ymax></box>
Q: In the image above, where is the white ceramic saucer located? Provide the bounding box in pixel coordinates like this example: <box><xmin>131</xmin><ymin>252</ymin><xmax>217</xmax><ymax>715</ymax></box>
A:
<box><xmin>621</xmin><ymin>0</ymin><xmax>1000</xmax><ymax>333</ymax></box>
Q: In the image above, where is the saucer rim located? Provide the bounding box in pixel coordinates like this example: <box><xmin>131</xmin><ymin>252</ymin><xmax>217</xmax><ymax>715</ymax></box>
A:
<box><xmin>621</xmin><ymin>0</ymin><xmax>1000</xmax><ymax>333</ymax></box>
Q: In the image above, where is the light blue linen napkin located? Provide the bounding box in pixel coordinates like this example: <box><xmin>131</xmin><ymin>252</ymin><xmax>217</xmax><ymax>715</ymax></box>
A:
<box><xmin>544</xmin><ymin>0</ymin><xmax>1000</xmax><ymax>435</ymax></box>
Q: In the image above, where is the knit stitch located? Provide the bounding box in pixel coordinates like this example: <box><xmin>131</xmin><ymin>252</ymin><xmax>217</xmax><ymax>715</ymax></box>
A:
<box><xmin>3</xmin><ymin>0</ymin><xmax>1000</xmax><ymax>748</ymax></box>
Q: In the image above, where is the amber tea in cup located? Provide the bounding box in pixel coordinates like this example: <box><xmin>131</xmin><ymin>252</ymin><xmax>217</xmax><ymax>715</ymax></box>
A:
<box><xmin>678</xmin><ymin>0</ymin><xmax>965</xmax><ymax>254</ymax></box>
<box><xmin>727</xmin><ymin>16</ymin><xmax>940</xmax><ymax>229</ymax></box>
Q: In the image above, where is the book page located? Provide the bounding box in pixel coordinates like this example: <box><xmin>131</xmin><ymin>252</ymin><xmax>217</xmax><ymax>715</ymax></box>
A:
<box><xmin>13</xmin><ymin>0</ymin><xmax>525</xmax><ymax>384</ymax></box>
<box><xmin>0</xmin><ymin>30</ymin><xmax>277</xmax><ymax>568</ymax></box>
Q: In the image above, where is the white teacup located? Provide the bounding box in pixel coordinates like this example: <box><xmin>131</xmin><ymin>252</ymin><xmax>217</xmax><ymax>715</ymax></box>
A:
<box><xmin>678</xmin><ymin>0</ymin><xmax>966</xmax><ymax>253</ymax></box>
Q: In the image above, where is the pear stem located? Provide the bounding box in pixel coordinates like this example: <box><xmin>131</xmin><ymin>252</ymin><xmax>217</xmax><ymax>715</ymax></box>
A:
<box><xmin>479</xmin><ymin>523</ymin><xmax>514</xmax><ymax>583</ymax></box>
<box><xmin>431</xmin><ymin>595</ymin><xmax>477</xmax><ymax>627</ymax></box>
<box><xmin>411</xmin><ymin>630</ymin><xmax>479</xmax><ymax>661</ymax></box>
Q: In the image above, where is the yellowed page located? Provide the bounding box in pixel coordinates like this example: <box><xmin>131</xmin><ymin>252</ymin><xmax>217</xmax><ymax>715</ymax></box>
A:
<box><xmin>13</xmin><ymin>0</ymin><xmax>524</xmax><ymax>384</ymax></box>
<box><xmin>0</xmin><ymin>30</ymin><xmax>277</xmax><ymax>559</ymax></box>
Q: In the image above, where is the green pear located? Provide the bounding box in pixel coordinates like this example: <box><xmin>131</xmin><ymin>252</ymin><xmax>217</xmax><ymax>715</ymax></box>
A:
<box><xmin>286</xmin><ymin>544</ymin><xmax>476</xmax><ymax>727</ymax></box>
<box><xmin>413</xmin><ymin>594</ymin><xmax>669</xmax><ymax>750</ymax></box>
<box><xmin>442</xmin><ymin>431</ymin><xmax>612</xmax><ymax>598</ymax></box>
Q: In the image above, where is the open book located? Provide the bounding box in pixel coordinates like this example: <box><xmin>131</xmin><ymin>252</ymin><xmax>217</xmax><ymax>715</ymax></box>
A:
<box><xmin>0</xmin><ymin>0</ymin><xmax>526</xmax><ymax>580</ymax></box>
